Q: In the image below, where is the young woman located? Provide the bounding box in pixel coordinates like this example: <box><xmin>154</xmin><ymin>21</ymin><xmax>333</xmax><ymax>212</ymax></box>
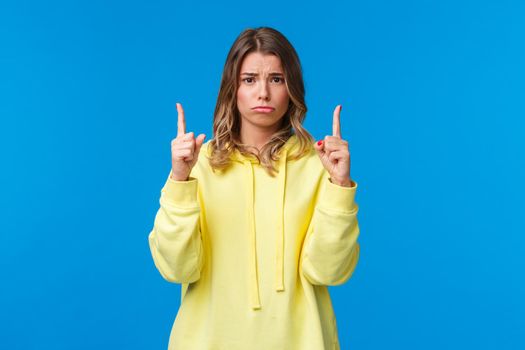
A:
<box><xmin>148</xmin><ymin>27</ymin><xmax>360</xmax><ymax>350</ymax></box>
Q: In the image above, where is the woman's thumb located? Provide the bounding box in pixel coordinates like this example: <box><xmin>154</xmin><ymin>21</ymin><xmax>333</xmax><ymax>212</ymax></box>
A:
<box><xmin>195</xmin><ymin>133</ymin><xmax>206</xmax><ymax>154</ymax></box>
<box><xmin>314</xmin><ymin>140</ymin><xmax>325</xmax><ymax>155</ymax></box>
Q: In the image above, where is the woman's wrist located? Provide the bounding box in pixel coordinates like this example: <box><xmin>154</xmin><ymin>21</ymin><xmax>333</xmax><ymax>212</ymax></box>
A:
<box><xmin>170</xmin><ymin>174</ymin><xmax>189</xmax><ymax>181</ymax></box>
<box><xmin>330</xmin><ymin>177</ymin><xmax>354</xmax><ymax>187</ymax></box>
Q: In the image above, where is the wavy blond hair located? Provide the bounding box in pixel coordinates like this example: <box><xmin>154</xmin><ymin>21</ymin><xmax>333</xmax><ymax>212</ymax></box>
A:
<box><xmin>208</xmin><ymin>27</ymin><xmax>315</xmax><ymax>177</ymax></box>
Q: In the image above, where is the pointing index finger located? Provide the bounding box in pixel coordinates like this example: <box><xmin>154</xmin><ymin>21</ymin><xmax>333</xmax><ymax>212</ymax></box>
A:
<box><xmin>332</xmin><ymin>105</ymin><xmax>342</xmax><ymax>138</ymax></box>
<box><xmin>177</xmin><ymin>102</ymin><xmax>186</xmax><ymax>137</ymax></box>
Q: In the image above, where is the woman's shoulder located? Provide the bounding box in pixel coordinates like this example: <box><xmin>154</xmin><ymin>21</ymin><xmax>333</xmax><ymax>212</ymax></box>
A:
<box><xmin>196</xmin><ymin>139</ymin><xmax>213</xmax><ymax>164</ymax></box>
<box><xmin>287</xmin><ymin>136</ymin><xmax>321</xmax><ymax>164</ymax></box>
<box><xmin>200</xmin><ymin>140</ymin><xmax>213</xmax><ymax>158</ymax></box>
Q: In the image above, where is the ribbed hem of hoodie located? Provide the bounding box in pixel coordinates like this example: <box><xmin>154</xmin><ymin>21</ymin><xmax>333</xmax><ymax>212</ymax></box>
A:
<box><xmin>161</xmin><ymin>174</ymin><xmax>199</xmax><ymax>208</ymax></box>
<box><xmin>320</xmin><ymin>178</ymin><xmax>358</xmax><ymax>213</ymax></box>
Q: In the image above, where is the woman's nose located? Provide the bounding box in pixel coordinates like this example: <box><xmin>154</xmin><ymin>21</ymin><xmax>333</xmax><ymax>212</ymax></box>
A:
<box><xmin>258</xmin><ymin>82</ymin><xmax>270</xmax><ymax>100</ymax></box>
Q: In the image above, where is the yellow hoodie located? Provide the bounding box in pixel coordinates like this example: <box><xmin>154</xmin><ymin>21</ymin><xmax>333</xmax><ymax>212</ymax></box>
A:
<box><xmin>148</xmin><ymin>134</ymin><xmax>360</xmax><ymax>350</ymax></box>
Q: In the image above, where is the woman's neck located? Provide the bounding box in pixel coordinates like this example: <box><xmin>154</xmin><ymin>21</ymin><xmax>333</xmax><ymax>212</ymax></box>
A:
<box><xmin>239</xmin><ymin>124</ymin><xmax>280</xmax><ymax>151</ymax></box>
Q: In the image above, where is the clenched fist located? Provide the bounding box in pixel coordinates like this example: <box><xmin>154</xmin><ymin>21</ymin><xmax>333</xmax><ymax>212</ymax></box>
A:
<box><xmin>170</xmin><ymin>102</ymin><xmax>206</xmax><ymax>181</ymax></box>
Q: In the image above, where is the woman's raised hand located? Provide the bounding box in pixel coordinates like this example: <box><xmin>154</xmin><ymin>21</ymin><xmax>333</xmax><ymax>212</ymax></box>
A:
<box><xmin>314</xmin><ymin>105</ymin><xmax>354</xmax><ymax>187</ymax></box>
<box><xmin>170</xmin><ymin>103</ymin><xmax>206</xmax><ymax>181</ymax></box>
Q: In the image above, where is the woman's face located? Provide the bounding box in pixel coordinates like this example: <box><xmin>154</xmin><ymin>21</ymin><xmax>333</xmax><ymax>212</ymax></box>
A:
<box><xmin>236</xmin><ymin>51</ymin><xmax>290</xmax><ymax>131</ymax></box>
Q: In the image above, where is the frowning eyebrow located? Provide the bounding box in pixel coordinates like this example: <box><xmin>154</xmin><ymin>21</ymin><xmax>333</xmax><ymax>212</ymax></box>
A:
<box><xmin>240</xmin><ymin>72</ymin><xmax>284</xmax><ymax>76</ymax></box>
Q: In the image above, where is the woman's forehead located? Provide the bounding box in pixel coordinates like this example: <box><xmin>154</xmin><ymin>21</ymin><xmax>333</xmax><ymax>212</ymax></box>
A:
<box><xmin>240</xmin><ymin>52</ymin><xmax>283</xmax><ymax>73</ymax></box>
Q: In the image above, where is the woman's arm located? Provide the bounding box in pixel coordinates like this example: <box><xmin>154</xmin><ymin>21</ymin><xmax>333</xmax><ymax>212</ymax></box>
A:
<box><xmin>300</xmin><ymin>175</ymin><xmax>360</xmax><ymax>286</ymax></box>
<box><xmin>148</xmin><ymin>173</ymin><xmax>204</xmax><ymax>283</ymax></box>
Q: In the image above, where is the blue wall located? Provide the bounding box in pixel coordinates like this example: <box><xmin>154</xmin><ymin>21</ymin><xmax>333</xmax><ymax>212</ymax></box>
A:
<box><xmin>1</xmin><ymin>0</ymin><xmax>523</xmax><ymax>349</ymax></box>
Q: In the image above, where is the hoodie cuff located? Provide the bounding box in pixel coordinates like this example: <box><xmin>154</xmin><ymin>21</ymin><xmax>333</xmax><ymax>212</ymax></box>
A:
<box><xmin>161</xmin><ymin>176</ymin><xmax>199</xmax><ymax>208</ymax></box>
<box><xmin>318</xmin><ymin>177</ymin><xmax>358</xmax><ymax>213</ymax></box>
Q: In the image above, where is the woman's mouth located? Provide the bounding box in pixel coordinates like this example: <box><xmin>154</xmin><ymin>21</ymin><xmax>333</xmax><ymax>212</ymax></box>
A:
<box><xmin>252</xmin><ymin>106</ymin><xmax>275</xmax><ymax>113</ymax></box>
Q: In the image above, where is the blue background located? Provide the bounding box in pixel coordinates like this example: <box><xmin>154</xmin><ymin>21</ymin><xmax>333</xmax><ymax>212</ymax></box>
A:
<box><xmin>1</xmin><ymin>0</ymin><xmax>523</xmax><ymax>349</ymax></box>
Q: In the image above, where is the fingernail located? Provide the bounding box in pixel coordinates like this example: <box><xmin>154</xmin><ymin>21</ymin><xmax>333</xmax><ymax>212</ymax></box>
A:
<box><xmin>340</xmin><ymin>105</ymin><xmax>343</xmax><ymax>111</ymax></box>
<box><xmin>317</xmin><ymin>140</ymin><xmax>323</xmax><ymax>146</ymax></box>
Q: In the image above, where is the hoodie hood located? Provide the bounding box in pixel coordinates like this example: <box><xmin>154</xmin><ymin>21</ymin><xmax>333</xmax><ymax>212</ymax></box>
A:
<box><xmin>229</xmin><ymin>134</ymin><xmax>299</xmax><ymax>310</ymax></box>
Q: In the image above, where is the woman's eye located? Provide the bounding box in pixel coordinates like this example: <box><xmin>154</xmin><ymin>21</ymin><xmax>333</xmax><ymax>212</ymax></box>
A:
<box><xmin>242</xmin><ymin>77</ymin><xmax>284</xmax><ymax>84</ymax></box>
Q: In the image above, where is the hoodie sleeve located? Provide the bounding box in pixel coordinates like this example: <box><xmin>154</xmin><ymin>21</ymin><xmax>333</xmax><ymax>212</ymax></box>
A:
<box><xmin>300</xmin><ymin>174</ymin><xmax>360</xmax><ymax>286</ymax></box>
<box><xmin>148</xmin><ymin>172</ymin><xmax>204</xmax><ymax>284</ymax></box>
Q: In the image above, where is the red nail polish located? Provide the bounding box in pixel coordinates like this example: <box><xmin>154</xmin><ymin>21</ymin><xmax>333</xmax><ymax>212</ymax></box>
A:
<box><xmin>317</xmin><ymin>140</ymin><xmax>323</xmax><ymax>146</ymax></box>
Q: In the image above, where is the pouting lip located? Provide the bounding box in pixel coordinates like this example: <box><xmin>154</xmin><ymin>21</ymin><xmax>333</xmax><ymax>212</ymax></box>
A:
<box><xmin>252</xmin><ymin>106</ymin><xmax>275</xmax><ymax>110</ymax></box>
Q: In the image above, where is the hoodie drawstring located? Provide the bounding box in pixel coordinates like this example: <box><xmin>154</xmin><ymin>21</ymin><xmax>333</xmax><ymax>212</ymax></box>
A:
<box><xmin>244</xmin><ymin>159</ymin><xmax>261</xmax><ymax>310</ymax></box>
<box><xmin>275</xmin><ymin>147</ymin><xmax>287</xmax><ymax>292</ymax></box>
<box><xmin>243</xmin><ymin>146</ymin><xmax>288</xmax><ymax>310</ymax></box>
